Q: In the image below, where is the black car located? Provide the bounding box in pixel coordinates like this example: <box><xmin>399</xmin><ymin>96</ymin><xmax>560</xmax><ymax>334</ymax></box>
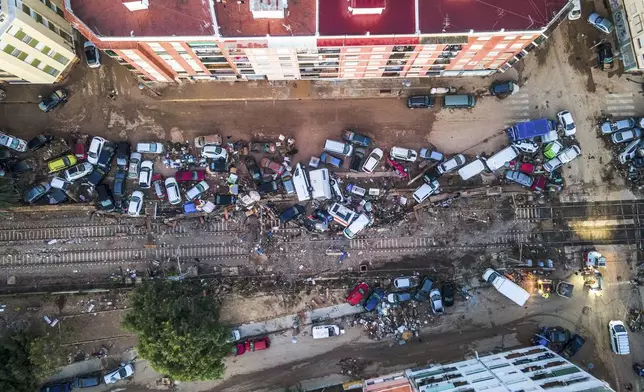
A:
<box><xmin>597</xmin><ymin>43</ymin><xmax>614</xmax><ymax>71</ymax></box>
<box><xmin>38</xmin><ymin>89</ymin><xmax>67</xmax><ymax>113</ymax></box>
<box><xmin>96</xmin><ymin>184</ymin><xmax>115</xmax><ymax>212</ymax></box>
<box><xmin>441</xmin><ymin>281</ymin><xmax>455</xmax><ymax>307</ymax></box>
<box><xmin>27</xmin><ymin>134</ymin><xmax>52</xmax><ymax>151</ymax></box>
<box><xmin>560</xmin><ymin>334</ymin><xmax>585</xmax><ymax>358</ymax></box>
<box><xmin>350</xmin><ymin>148</ymin><xmax>366</xmax><ymax>172</ymax></box>
<box><xmin>9</xmin><ymin>159</ymin><xmax>32</xmax><ymax>174</ymax></box>
<box><xmin>39</xmin><ymin>188</ymin><xmax>68</xmax><ymax>205</ymax></box>
<box><xmin>257</xmin><ymin>180</ymin><xmax>279</xmax><ymax>195</ymax></box>
<box><xmin>279</xmin><ymin>204</ymin><xmax>305</xmax><ymax>223</ymax></box>
<box><xmin>113</xmin><ymin>170</ymin><xmax>126</xmax><ymax>208</ymax></box>
<box><xmin>115</xmin><ymin>141</ymin><xmax>130</xmax><ymax>169</ymax></box>
<box><xmin>414</xmin><ymin>277</ymin><xmax>433</xmax><ymax>302</ymax></box>
<box><xmin>407</xmin><ymin>95</ymin><xmax>434</xmax><ymax>109</ymax></box>
<box><xmin>209</xmin><ymin>158</ymin><xmax>228</xmax><ymax>173</ymax></box>
<box><xmin>244</xmin><ymin>156</ymin><xmax>262</xmax><ymax>184</ymax></box>
<box><xmin>97</xmin><ymin>143</ymin><xmax>115</xmax><ymax>170</ymax></box>
<box><xmin>214</xmin><ymin>193</ymin><xmax>237</xmax><ymax>205</ymax></box>
<box><xmin>0</xmin><ymin>149</ymin><xmax>12</xmax><ymax>160</ymax></box>
<box><xmin>85</xmin><ymin>166</ymin><xmax>107</xmax><ymax>188</ymax></box>
<box><xmin>73</xmin><ymin>373</ymin><xmax>101</xmax><ymax>388</ymax></box>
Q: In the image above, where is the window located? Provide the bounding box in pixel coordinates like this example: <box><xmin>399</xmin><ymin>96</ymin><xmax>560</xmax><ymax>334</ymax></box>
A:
<box><xmin>520</xmin><ymin>35</ymin><xmax>534</xmax><ymax>40</ymax></box>
<box><xmin>105</xmin><ymin>50</ymin><xmax>118</xmax><ymax>57</ymax></box>
<box><xmin>31</xmin><ymin>58</ymin><xmax>41</xmax><ymax>67</ymax></box>
<box><xmin>22</xmin><ymin>4</ymin><xmax>30</xmax><ymax>14</ymax></box>
<box><xmin>346</xmin><ymin>47</ymin><xmax>361</xmax><ymax>52</ymax></box>
<box><xmin>488</xmin><ymin>51</ymin><xmax>499</xmax><ymax>57</ymax></box>
<box><xmin>495</xmin><ymin>43</ymin><xmax>507</xmax><ymax>49</ymax></box>
<box><xmin>53</xmin><ymin>53</ymin><xmax>69</xmax><ymax>65</ymax></box>
<box><xmin>279</xmin><ymin>56</ymin><xmax>290</xmax><ymax>61</ymax></box>
<box><xmin>503</xmin><ymin>35</ymin><xmax>517</xmax><ymax>40</ymax></box>
<box><xmin>372</xmin><ymin>47</ymin><xmax>386</xmax><ymax>52</ymax></box>
<box><xmin>370</xmin><ymin>55</ymin><xmax>383</xmax><ymax>59</ymax></box>
<box><xmin>635</xmin><ymin>15</ymin><xmax>643</xmax><ymax>33</ymax></box>
<box><xmin>43</xmin><ymin>65</ymin><xmax>59</xmax><ymax>76</ymax></box>
<box><xmin>511</xmin><ymin>43</ymin><xmax>524</xmax><ymax>49</ymax></box>
<box><xmin>345</xmin><ymin>61</ymin><xmax>359</xmax><ymax>66</ymax></box>
<box><xmin>477</xmin><ymin>36</ymin><xmax>491</xmax><ymax>41</ymax></box>
<box><xmin>469</xmin><ymin>44</ymin><xmax>484</xmax><ymax>50</ymax></box>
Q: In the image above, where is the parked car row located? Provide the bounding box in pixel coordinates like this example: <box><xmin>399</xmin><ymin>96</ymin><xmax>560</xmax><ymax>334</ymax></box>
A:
<box><xmin>40</xmin><ymin>363</ymin><xmax>134</xmax><ymax>391</ymax></box>
<box><xmin>600</xmin><ymin>117</ymin><xmax>644</xmax><ymax>165</ymax></box>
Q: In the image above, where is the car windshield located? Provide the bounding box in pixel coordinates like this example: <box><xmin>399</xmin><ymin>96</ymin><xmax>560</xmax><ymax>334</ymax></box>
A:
<box><xmin>9</xmin><ymin>139</ymin><xmax>19</xmax><ymax>149</ymax></box>
<box><xmin>131</xmin><ymin>196</ymin><xmax>141</xmax><ymax>204</ymax></box>
<box><xmin>197</xmin><ymin>183</ymin><xmax>206</xmax><ymax>192</ymax></box>
<box><xmin>565</xmin><ymin>123</ymin><xmax>575</xmax><ymax>130</ymax></box>
<box><xmin>614</xmin><ymin>324</ymin><xmax>626</xmax><ymax>333</ymax></box>
<box><xmin>85</xmin><ymin>48</ymin><xmax>96</xmax><ymax>61</ymax></box>
<box><xmin>118</xmin><ymin>368</ymin><xmax>129</xmax><ymax>377</ymax></box>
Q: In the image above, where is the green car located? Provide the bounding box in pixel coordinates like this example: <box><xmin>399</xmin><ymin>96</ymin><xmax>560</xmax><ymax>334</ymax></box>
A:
<box><xmin>544</xmin><ymin>141</ymin><xmax>563</xmax><ymax>159</ymax></box>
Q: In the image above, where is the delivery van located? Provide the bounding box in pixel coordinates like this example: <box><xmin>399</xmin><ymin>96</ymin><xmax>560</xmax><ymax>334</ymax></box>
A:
<box><xmin>485</xmin><ymin>146</ymin><xmax>519</xmax><ymax>172</ymax></box>
<box><xmin>293</xmin><ymin>163</ymin><xmax>311</xmax><ymax>201</ymax></box>
<box><xmin>482</xmin><ymin>268</ymin><xmax>530</xmax><ymax>306</ymax></box>
<box><xmin>458</xmin><ymin>159</ymin><xmax>486</xmax><ymax>180</ymax></box>
<box><xmin>324</xmin><ymin>140</ymin><xmax>353</xmax><ymax>157</ymax></box>
<box><xmin>312</xmin><ymin>325</ymin><xmax>345</xmax><ymax>339</ymax></box>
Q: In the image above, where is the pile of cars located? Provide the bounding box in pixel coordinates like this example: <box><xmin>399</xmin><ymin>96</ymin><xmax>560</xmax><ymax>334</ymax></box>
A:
<box><xmin>599</xmin><ymin>117</ymin><xmax>644</xmax><ymax>186</ymax></box>
<box><xmin>345</xmin><ymin>277</ymin><xmax>455</xmax><ymax>315</ymax></box>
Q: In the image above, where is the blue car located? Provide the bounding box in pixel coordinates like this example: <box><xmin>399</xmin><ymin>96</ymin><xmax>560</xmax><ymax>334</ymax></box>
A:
<box><xmin>414</xmin><ymin>277</ymin><xmax>434</xmax><ymax>302</ymax></box>
<box><xmin>364</xmin><ymin>288</ymin><xmax>385</xmax><ymax>311</ymax></box>
<box><xmin>183</xmin><ymin>202</ymin><xmax>198</xmax><ymax>214</ymax></box>
<box><xmin>320</xmin><ymin>152</ymin><xmax>343</xmax><ymax>169</ymax></box>
<box><xmin>387</xmin><ymin>292</ymin><xmax>412</xmax><ymax>304</ymax></box>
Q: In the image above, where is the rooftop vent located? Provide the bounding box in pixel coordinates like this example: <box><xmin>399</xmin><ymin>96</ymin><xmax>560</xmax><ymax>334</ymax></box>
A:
<box><xmin>349</xmin><ymin>0</ymin><xmax>385</xmax><ymax>15</ymax></box>
<box><xmin>122</xmin><ymin>0</ymin><xmax>149</xmax><ymax>11</ymax></box>
<box><xmin>250</xmin><ymin>0</ymin><xmax>287</xmax><ymax>19</ymax></box>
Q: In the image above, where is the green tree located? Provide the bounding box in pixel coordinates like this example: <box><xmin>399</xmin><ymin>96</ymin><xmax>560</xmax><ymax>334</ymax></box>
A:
<box><xmin>0</xmin><ymin>177</ymin><xmax>20</xmax><ymax>209</ymax></box>
<box><xmin>0</xmin><ymin>332</ymin><xmax>64</xmax><ymax>392</ymax></box>
<box><xmin>123</xmin><ymin>281</ymin><xmax>230</xmax><ymax>381</ymax></box>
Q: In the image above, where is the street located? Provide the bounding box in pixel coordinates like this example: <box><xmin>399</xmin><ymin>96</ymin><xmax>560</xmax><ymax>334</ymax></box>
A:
<box><xmin>3</xmin><ymin>0</ymin><xmax>644</xmax><ymax>391</ymax></box>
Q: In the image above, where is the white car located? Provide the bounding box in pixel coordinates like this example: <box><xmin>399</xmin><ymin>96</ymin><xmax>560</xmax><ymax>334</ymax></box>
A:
<box><xmin>201</xmin><ymin>145</ymin><xmax>228</xmax><ymax>160</ymax></box>
<box><xmin>0</xmin><ymin>132</ymin><xmax>27</xmax><ymax>152</ymax></box>
<box><xmin>104</xmin><ymin>363</ymin><xmax>135</xmax><ymax>384</ymax></box>
<box><xmin>50</xmin><ymin>177</ymin><xmax>70</xmax><ymax>191</ymax></box>
<box><xmin>512</xmin><ymin>140</ymin><xmax>539</xmax><ymax>153</ymax></box>
<box><xmin>393</xmin><ymin>277</ymin><xmax>418</xmax><ymax>289</ymax></box>
<box><xmin>430</xmin><ymin>289</ymin><xmax>444</xmax><ymax>314</ymax></box>
<box><xmin>436</xmin><ymin>154</ymin><xmax>466</xmax><ymax>175</ymax></box>
<box><xmin>557</xmin><ymin>110</ymin><xmax>576</xmax><ymax>136</ymax></box>
<box><xmin>602</xmin><ymin>118</ymin><xmax>636</xmax><ymax>134</ymax></box>
<box><xmin>611</xmin><ymin>128</ymin><xmax>641</xmax><ymax>144</ymax></box>
<box><xmin>128</xmin><ymin>152</ymin><xmax>142</xmax><ymax>179</ymax></box>
<box><xmin>185</xmin><ymin>180</ymin><xmax>210</xmax><ymax>201</ymax></box>
<box><xmin>136</xmin><ymin>142</ymin><xmax>164</xmax><ymax>154</ymax></box>
<box><xmin>88</xmin><ymin>137</ymin><xmax>106</xmax><ymax>165</ymax></box>
<box><xmin>165</xmin><ymin>177</ymin><xmax>182</xmax><ymax>205</ymax></box>
<box><xmin>618</xmin><ymin>139</ymin><xmax>641</xmax><ymax>164</ymax></box>
<box><xmin>544</xmin><ymin>145</ymin><xmax>581</xmax><ymax>172</ymax></box>
<box><xmin>568</xmin><ymin>0</ymin><xmax>581</xmax><ymax>20</ymax></box>
<box><xmin>138</xmin><ymin>160</ymin><xmax>154</xmax><ymax>188</ymax></box>
<box><xmin>343</xmin><ymin>213</ymin><xmax>371</xmax><ymax>239</ymax></box>
<box><xmin>83</xmin><ymin>41</ymin><xmax>100</xmax><ymax>68</ymax></box>
<box><xmin>390</xmin><ymin>147</ymin><xmax>418</xmax><ymax>162</ymax></box>
<box><xmin>362</xmin><ymin>148</ymin><xmax>384</xmax><ymax>173</ymax></box>
<box><xmin>127</xmin><ymin>191</ymin><xmax>144</xmax><ymax>217</ymax></box>
<box><xmin>63</xmin><ymin>162</ymin><xmax>94</xmax><ymax>182</ymax></box>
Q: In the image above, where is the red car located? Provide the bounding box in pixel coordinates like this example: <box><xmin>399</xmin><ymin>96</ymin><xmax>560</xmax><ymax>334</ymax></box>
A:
<box><xmin>232</xmin><ymin>337</ymin><xmax>270</xmax><ymax>356</ymax></box>
<box><xmin>175</xmin><ymin>170</ymin><xmax>206</xmax><ymax>182</ymax></box>
<box><xmin>385</xmin><ymin>156</ymin><xmax>409</xmax><ymax>179</ymax></box>
<box><xmin>260</xmin><ymin>157</ymin><xmax>286</xmax><ymax>176</ymax></box>
<box><xmin>346</xmin><ymin>282</ymin><xmax>369</xmax><ymax>306</ymax></box>
<box><xmin>74</xmin><ymin>138</ymin><xmax>87</xmax><ymax>161</ymax></box>
<box><xmin>152</xmin><ymin>174</ymin><xmax>166</xmax><ymax>199</ymax></box>
<box><xmin>531</xmin><ymin>175</ymin><xmax>547</xmax><ymax>193</ymax></box>
<box><xmin>508</xmin><ymin>160</ymin><xmax>535</xmax><ymax>174</ymax></box>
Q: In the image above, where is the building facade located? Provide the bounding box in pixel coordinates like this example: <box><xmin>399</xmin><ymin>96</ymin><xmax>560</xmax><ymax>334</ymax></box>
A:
<box><xmin>63</xmin><ymin>0</ymin><xmax>572</xmax><ymax>83</ymax></box>
<box><xmin>615</xmin><ymin>0</ymin><xmax>643</xmax><ymax>71</ymax></box>
<box><xmin>0</xmin><ymin>0</ymin><xmax>77</xmax><ymax>83</ymax></box>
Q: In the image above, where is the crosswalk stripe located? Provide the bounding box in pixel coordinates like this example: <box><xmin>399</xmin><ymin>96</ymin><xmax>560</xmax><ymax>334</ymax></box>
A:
<box><xmin>606</xmin><ymin>106</ymin><xmax>636</xmax><ymax>110</ymax></box>
<box><xmin>604</xmin><ymin>93</ymin><xmax>634</xmax><ymax>98</ymax></box>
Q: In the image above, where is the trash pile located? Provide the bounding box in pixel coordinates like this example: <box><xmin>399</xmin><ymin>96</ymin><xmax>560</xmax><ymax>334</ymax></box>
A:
<box><xmin>597</xmin><ymin>117</ymin><xmax>644</xmax><ymax>191</ymax></box>
<box><xmin>353</xmin><ymin>301</ymin><xmax>430</xmax><ymax>342</ymax></box>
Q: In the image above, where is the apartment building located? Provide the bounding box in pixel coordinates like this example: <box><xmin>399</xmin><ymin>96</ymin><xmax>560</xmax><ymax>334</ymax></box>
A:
<box><xmin>612</xmin><ymin>0</ymin><xmax>642</xmax><ymax>71</ymax></box>
<box><xmin>0</xmin><ymin>0</ymin><xmax>77</xmax><ymax>83</ymax></box>
<box><xmin>63</xmin><ymin>0</ymin><xmax>572</xmax><ymax>83</ymax></box>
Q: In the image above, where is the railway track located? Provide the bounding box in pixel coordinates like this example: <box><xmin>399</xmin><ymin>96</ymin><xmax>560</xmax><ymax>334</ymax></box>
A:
<box><xmin>515</xmin><ymin>200</ymin><xmax>644</xmax><ymax>222</ymax></box>
<box><xmin>0</xmin><ymin>220</ymin><xmax>239</xmax><ymax>244</ymax></box>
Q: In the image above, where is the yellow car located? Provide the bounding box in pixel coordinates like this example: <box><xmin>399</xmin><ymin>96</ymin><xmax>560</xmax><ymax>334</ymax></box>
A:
<box><xmin>47</xmin><ymin>154</ymin><xmax>77</xmax><ymax>173</ymax></box>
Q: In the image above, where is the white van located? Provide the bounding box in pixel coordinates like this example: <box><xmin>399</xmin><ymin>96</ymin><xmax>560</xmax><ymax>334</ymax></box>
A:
<box><xmin>309</xmin><ymin>168</ymin><xmax>333</xmax><ymax>200</ymax></box>
<box><xmin>608</xmin><ymin>320</ymin><xmax>630</xmax><ymax>355</ymax></box>
<box><xmin>328</xmin><ymin>203</ymin><xmax>357</xmax><ymax>227</ymax></box>
<box><xmin>482</xmin><ymin>268</ymin><xmax>530</xmax><ymax>307</ymax></box>
<box><xmin>344</xmin><ymin>213</ymin><xmax>371</xmax><ymax>239</ymax></box>
<box><xmin>324</xmin><ymin>140</ymin><xmax>353</xmax><ymax>157</ymax></box>
<box><xmin>292</xmin><ymin>163</ymin><xmax>311</xmax><ymax>201</ymax></box>
<box><xmin>458</xmin><ymin>159</ymin><xmax>486</xmax><ymax>180</ymax></box>
<box><xmin>412</xmin><ymin>179</ymin><xmax>440</xmax><ymax>204</ymax></box>
<box><xmin>485</xmin><ymin>146</ymin><xmax>519</xmax><ymax>172</ymax></box>
<box><xmin>312</xmin><ymin>325</ymin><xmax>345</xmax><ymax>339</ymax></box>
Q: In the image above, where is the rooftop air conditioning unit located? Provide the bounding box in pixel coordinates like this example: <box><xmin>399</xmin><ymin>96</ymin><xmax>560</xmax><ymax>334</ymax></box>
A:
<box><xmin>122</xmin><ymin>0</ymin><xmax>149</xmax><ymax>11</ymax></box>
<box><xmin>250</xmin><ymin>0</ymin><xmax>287</xmax><ymax>19</ymax></box>
<box><xmin>349</xmin><ymin>0</ymin><xmax>385</xmax><ymax>15</ymax></box>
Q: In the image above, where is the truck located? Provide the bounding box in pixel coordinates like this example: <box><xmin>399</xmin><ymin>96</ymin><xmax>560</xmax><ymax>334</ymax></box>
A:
<box><xmin>312</xmin><ymin>325</ymin><xmax>345</xmax><ymax>339</ymax></box>
<box><xmin>482</xmin><ymin>268</ymin><xmax>530</xmax><ymax>307</ymax></box>
<box><xmin>506</xmin><ymin>118</ymin><xmax>557</xmax><ymax>142</ymax></box>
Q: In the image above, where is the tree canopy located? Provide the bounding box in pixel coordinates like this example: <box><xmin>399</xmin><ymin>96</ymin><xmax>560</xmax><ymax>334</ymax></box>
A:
<box><xmin>0</xmin><ymin>332</ymin><xmax>65</xmax><ymax>392</ymax></box>
<box><xmin>123</xmin><ymin>281</ymin><xmax>230</xmax><ymax>381</ymax></box>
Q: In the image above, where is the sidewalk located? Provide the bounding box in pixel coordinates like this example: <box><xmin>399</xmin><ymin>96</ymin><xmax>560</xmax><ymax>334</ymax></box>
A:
<box><xmin>238</xmin><ymin>303</ymin><xmax>364</xmax><ymax>338</ymax></box>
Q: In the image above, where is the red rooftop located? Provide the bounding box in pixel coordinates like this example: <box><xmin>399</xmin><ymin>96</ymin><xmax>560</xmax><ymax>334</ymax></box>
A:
<box><xmin>68</xmin><ymin>0</ymin><xmax>214</xmax><ymax>37</ymax></box>
<box><xmin>419</xmin><ymin>0</ymin><xmax>569</xmax><ymax>34</ymax></box>
<box><xmin>319</xmin><ymin>0</ymin><xmax>415</xmax><ymax>36</ymax></box>
<box><xmin>215</xmin><ymin>0</ymin><xmax>316</xmax><ymax>37</ymax></box>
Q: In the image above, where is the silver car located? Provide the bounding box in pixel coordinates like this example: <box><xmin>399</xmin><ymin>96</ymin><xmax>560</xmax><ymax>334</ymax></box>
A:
<box><xmin>611</xmin><ymin>128</ymin><xmax>641</xmax><ymax>144</ymax></box>
<box><xmin>505</xmin><ymin>170</ymin><xmax>534</xmax><ymax>187</ymax></box>
<box><xmin>63</xmin><ymin>162</ymin><xmax>93</xmax><ymax>182</ymax></box>
<box><xmin>436</xmin><ymin>154</ymin><xmax>466</xmax><ymax>175</ymax></box>
<box><xmin>138</xmin><ymin>160</ymin><xmax>153</xmax><ymax>188</ymax></box>
<box><xmin>128</xmin><ymin>152</ymin><xmax>142</xmax><ymax>179</ymax></box>
<box><xmin>601</xmin><ymin>118</ymin><xmax>635</xmax><ymax>134</ymax></box>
